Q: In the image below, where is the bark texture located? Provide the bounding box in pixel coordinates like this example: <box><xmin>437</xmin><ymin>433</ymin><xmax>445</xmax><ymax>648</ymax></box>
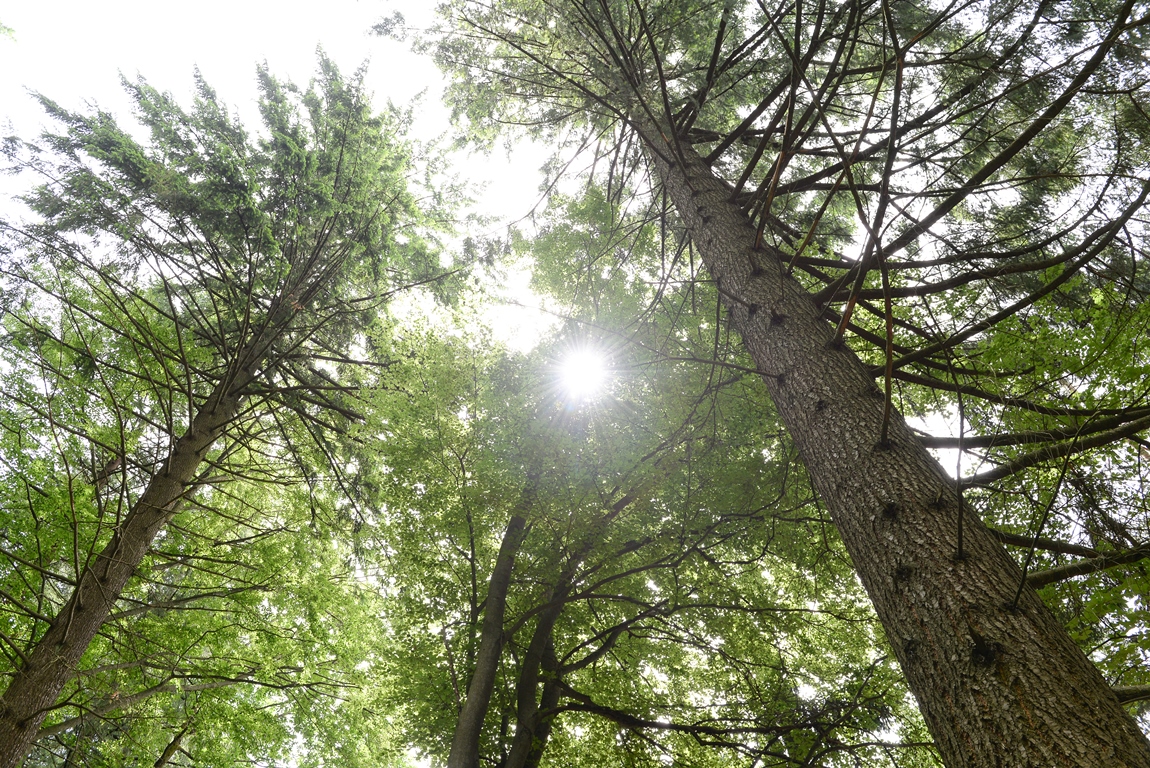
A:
<box><xmin>642</xmin><ymin>133</ymin><xmax>1150</xmax><ymax>767</ymax></box>
<box><xmin>0</xmin><ymin>371</ymin><xmax>252</xmax><ymax>768</ymax></box>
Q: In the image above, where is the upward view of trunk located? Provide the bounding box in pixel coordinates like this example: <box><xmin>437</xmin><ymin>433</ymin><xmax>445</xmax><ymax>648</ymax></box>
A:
<box><xmin>0</xmin><ymin>370</ymin><xmax>254</xmax><ymax>768</ymax></box>
<box><xmin>0</xmin><ymin>59</ymin><xmax>422</xmax><ymax>767</ymax></box>
<box><xmin>448</xmin><ymin>513</ymin><xmax>529</xmax><ymax>768</ymax></box>
<box><xmin>504</xmin><ymin>590</ymin><xmax>565</xmax><ymax>768</ymax></box>
<box><xmin>640</xmin><ymin>132</ymin><xmax>1150</xmax><ymax>766</ymax></box>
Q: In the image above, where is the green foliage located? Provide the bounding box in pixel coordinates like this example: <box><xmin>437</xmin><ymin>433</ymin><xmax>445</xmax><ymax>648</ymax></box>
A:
<box><xmin>3</xmin><ymin>0</ymin><xmax>1149</xmax><ymax>763</ymax></box>
<box><xmin>341</xmin><ymin>249</ymin><xmax>935</xmax><ymax>765</ymax></box>
<box><xmin>0</xmin><ymin>56</ymin><xmax>446</xmax><ymax>766</ymax></box>
<box><xmin>423</xmin><ymin>0</ymin><xmax>1150</xmax><ymax>761</ymax></box>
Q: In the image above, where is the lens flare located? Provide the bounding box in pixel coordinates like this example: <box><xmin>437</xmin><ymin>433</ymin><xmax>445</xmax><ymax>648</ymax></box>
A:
<box><xmin>559</xmin><ymin>349</ymin><xmax>608</xmax><ymax>400</ymax></box>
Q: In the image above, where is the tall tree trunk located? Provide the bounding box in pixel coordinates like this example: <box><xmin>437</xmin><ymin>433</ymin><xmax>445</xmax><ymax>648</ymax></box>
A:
<box><xmin>0</xmin><ymin>372</ymin><xmax>252</xmax><ymax>768</ymax></box>
<box><xmin>505</xmin><ymin>589</ymin><xmax>566</xmax><ymax>768</ymax></box>
<box><xmin>448</xmin><ymin>512</ymin><xmax>530</xmax><ymax>768</ymax></box>
<box><xmin>640</xmin><ymin>132</ymin><xmax>1150</xmax><ymax>766</ymax></box>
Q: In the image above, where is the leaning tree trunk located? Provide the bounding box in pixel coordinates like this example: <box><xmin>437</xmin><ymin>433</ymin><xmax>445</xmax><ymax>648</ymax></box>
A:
<box><xmin>0</xmin><ymin>368</ymin><xmax>254</xmax><ymax>768</ymax></box>
<box><xmin>640</xmin><ymin>131</ymin><xmax>1150</xmax><ymax>766</ymax></box>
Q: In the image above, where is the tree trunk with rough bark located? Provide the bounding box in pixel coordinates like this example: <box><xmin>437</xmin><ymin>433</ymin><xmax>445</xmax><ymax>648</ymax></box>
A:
<box><xmin>640</xmin><ymin>131</ymin><xmax>1150</xmax><ymax>767</ymax></box>
<box><xmin>0</xmin><ymin>371</ymin><xmax>253</xmax><ymax>768</ymax></box>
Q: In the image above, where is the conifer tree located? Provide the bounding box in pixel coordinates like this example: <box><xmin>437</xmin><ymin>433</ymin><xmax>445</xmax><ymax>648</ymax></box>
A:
<box><xmin>0</xmin><ymin>58</ymin><xmax>438</xmax><ymax>766</ymax></box>
<box><xmin>429</xmin><ymin>0</ymin><xmax>1150</xmax><ymax>764</ymax></box>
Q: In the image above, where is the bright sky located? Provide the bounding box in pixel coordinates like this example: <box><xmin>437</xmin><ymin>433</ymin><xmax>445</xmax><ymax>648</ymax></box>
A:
<box><xmin>0</xmin><ymin>0</ymin><xmax>556</xmax><ymax>347</ymax></box>
<box><xmin>2</xmin><ymin>2</ymin><xmax>440</xmax><ymax>149</ymax></box>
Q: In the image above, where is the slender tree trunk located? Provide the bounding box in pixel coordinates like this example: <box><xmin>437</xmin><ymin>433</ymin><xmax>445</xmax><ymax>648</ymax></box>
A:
<box><xmin>640</xmin><ymin>132</ymin><xmax>1150</xmax><ymax>766</ymax></box>
<box><xmin>501</xmin><ymin>490</ymin><xmax>643</xmax><ymax>767</ymax></box>
<box><xmin>505</xmin><ymin>589</ymin><xmax>566</xmax><ymax>768</ymax></box>
<box><xmin>0</xmin><ymin>373</ymin><xmax>251</xmax><ymax>768</ymax></box>
<box><xmin>507</xmin><ymin>641</ymin><xmax>561</xmax><ymax>768</ymax></box>
<box><xmin>448</xmin><ymin>477</ymin><xmax>633</xmax><ymax>766</ymax></box>
<box><xmin>153</xmin><ymin>724</ymin><xmax>189</xmax><ymax>768</ymax></box>
<box><xmin>447</xmin><ymin>512</ymin><xmax>530</xmax><ymax>768</ymax></box>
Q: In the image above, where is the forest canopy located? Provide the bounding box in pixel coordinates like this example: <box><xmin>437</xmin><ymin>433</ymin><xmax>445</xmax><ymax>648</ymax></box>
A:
<box><xmin>1</xmin><ymin>0</ymin><xmax>1150</xmax><ymax>766</ymax></box>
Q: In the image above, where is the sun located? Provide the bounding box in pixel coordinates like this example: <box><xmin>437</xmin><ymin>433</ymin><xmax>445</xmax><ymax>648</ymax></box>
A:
<box><xmin>558</xmin><ymin>348</ymin><xmax>609</xmax><ymax>401</ymax></box>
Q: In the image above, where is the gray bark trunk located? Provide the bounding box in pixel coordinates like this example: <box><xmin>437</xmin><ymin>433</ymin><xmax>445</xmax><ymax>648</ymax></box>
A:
<box><xmin>642</xmin><ymin>133</ymin><xmax>1150</xmax><ymax>766</ymax></box>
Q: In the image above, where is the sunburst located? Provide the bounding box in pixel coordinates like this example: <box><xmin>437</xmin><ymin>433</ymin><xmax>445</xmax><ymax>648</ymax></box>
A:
<box><xmin>557</xmin><ymin>348</ymin><xmax>609</xmax><ymax>402</ymax></box>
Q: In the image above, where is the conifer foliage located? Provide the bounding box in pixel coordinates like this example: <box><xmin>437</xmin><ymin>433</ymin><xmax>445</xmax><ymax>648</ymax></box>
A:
<box><xmin>428</xmin><ymin>0</ymin><xmax>1150</xmax><ymax>764</ymax></box>
<box><xmin>0</xmin><ymin>58</ymin><xmax>434</xmax><ymax>767</ymax></box>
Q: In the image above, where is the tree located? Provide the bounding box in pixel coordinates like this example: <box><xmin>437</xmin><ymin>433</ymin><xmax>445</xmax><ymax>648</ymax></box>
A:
<box><xmin>0</xmin><ymin>57</ymin><xmax>439</xmax><ymax>766</ymax></box>
<box><xmin>427</xmin><ymin>0</ymin><xmax>1150</xmax><ymax>764</ymax></box>
<box><xmin>359</xmin><ymin>314</ymin><xmax>930</xmax><ymax>768</ymax></box>
<box><xmin>7</xmin><ymin>466</ymin><xmax>403</xmax><ymax>767</ymax></box>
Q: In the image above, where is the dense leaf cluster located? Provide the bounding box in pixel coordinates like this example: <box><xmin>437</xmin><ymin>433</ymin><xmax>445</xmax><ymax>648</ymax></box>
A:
<box><xmin>2</xmin><ymin>0</ymin><xmax>1150</xmax><ymax>765</ymax></box>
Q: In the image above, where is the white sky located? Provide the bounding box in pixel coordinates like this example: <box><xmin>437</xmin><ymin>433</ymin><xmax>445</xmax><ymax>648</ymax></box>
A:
<box><xmin>2</xmin><ymin>2</ymin><xmax>442</xmax><ymax>148</ymax></box>
<box><xmin>0</xmin><ymin>0</ymin><xmax>555</xmax><ymax>346</ymax></box>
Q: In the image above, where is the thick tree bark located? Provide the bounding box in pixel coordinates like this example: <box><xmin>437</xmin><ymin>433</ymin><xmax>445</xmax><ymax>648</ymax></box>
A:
<box><xmin>447</xmin><ymin>512</ymin><xmax>529</xmax><ymax>768</ymax></box>
<box><xmin>0</xmin><ymin>373</ymin><xmax>252</xmax><ymax>768</ymax></box>
<box><xmin>641</xmin><ymin>134</ymin><xmax>1150</xmax><ymax>766</ymax></box>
